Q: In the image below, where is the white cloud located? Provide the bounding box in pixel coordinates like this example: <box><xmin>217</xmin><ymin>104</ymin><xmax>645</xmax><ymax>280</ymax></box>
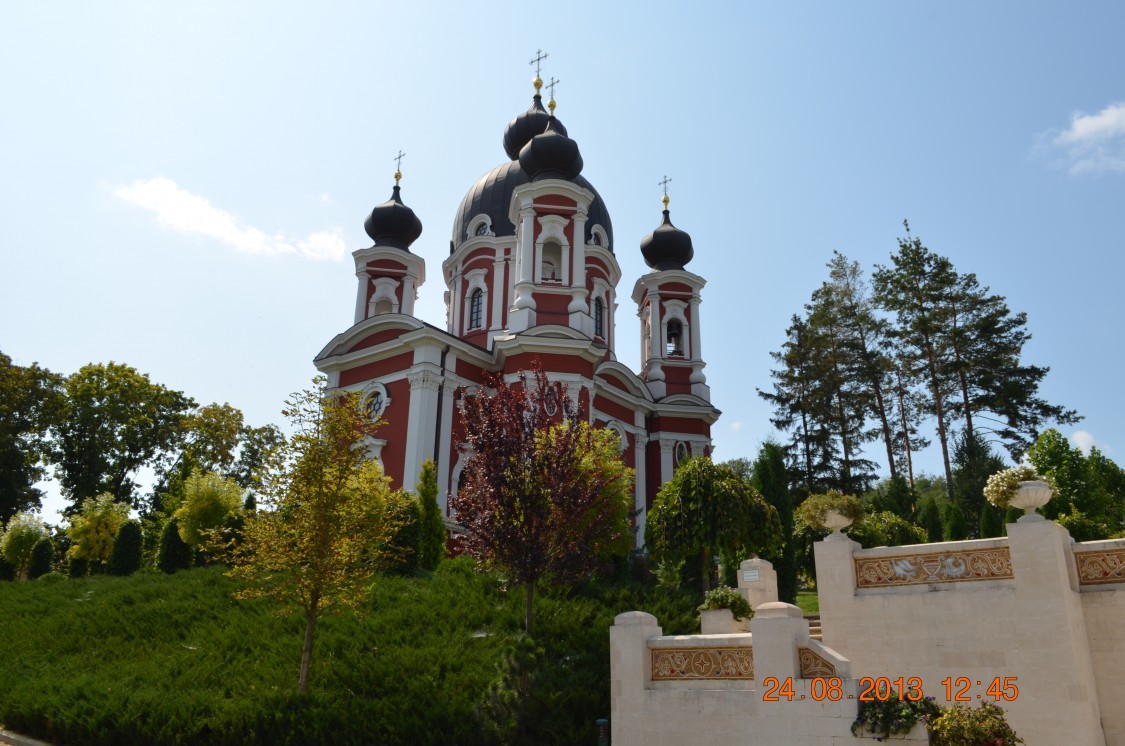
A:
<box><xmin>114</xmin><ymin>177</ymin><xmax>347</xmax><ymax>261</ymax></box>
<box><xmin>729</xmin><ymin>421</ymin><xmax>744</xmax><ymax>433</ymax></box>
<box><xmin>1042</xmin><ymin>102</ymin><xmax>1125</xmax><ymax>174</ymax></box>
<box><xmin>319</xmin><ymin>193</ymin><xmax>333</xmax><ymax>203</ymax></box>
<box><xmin>1070</xmin><ymin>430</ymin><xmax>1112</xmax><ymax>456</ymax></box>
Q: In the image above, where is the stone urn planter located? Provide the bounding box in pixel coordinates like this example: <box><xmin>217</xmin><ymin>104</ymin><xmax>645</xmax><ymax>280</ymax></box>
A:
<box><xmin>1011</xmin><ymin>480</ymin><xmax>1053</xmax><ymax>521</ymax></box>
<box><xmin>822</xmin><ymin>508</ymin><xmax>854</xmax><ymax>536</ymax></box>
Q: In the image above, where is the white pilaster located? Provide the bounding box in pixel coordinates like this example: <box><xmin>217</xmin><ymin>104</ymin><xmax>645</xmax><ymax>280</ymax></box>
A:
<box><xmin>403</xmin><ymin>369</ymin><xmax>441</xmax><ymax>494</ymax></box>
<box><xmin>354</xmin><ymin>268</ymin><xmax>369</xmax><ymax>324</ymax></box>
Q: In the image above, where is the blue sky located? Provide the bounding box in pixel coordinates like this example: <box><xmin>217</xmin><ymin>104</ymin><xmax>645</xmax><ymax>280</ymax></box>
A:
<box><xmin>3</xmin><ymin>2</ymin><xmax>1124</xmax><ymax>522</ymax></box>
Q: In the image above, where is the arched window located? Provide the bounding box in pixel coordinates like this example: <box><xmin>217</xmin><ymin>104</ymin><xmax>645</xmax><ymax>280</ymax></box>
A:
<box><xmin>666</xmin><ymin>319</ymin><xmax>683</xmax><ymax>356</ymax></box>
<box><xmin>594</xmin><ymin>298</ymin><xmax>604</xmax><ymax>338</ymax></box>
<box><xmin>541</xmin><ymin>241</ymin><xmax>562</xmax><ymax>283</ymax></box>
<box><xmin>469</xmin><ymin>288</ymin><xmax>483</xmax><ymax>330</ymax></box>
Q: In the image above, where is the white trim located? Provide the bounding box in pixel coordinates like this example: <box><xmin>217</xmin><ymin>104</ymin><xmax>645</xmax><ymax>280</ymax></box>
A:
<box><xmin>369</xmin><ymin>277</ymin><xmax>401</xmax><ymax>316</ymax></box>
<box><xmin>467</xmin><ymin>212</ymin><xmax>494</xmax><ymax>238</ymax></box>
<box><xmin>462</xmin><ymin>268</ymin><xmax>489</xmax><ymax>333</ymax></box>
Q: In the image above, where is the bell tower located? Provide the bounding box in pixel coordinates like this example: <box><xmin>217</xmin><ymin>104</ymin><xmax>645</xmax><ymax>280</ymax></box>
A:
<box><xmin>353</xmin><ymin>156</ymin><xmax>425</xmax><ymax>325</ymax></box>
<box><xmin>632</xmin><ymin>188</ymin><xmax>710</xmax><ymax>402</ymax></box>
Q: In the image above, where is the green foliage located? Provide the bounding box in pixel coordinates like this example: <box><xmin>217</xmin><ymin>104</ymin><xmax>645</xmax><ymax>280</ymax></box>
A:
<box><xmin>750</xmin><ymin>442</ymin><xmax>798</xmax><ymax>603</ymax></box>
<box><xmin>68</xmin><ymin>557</ymin><xmax>87</xmax><ymax>579</ymax></box>
<box><xmin>647</xmin><ymin>456</ymin><xmax>781</xmax><ymax>595</ymax></box>
<box><xmin>478</xmin><ymin>633</ymin><xmax>543</xmax><ymax>744</ymax></box>
<box><xmin>943</xmin><ymin>502</ymin><xmax>968</xmax><ymax>541</ymax></box>
<box><xmin>951</xmin><ymin>429</ymin><xmax>1006</xmax><ymax>534</ymax></box>
<box><xmin>66</xmin><ymin>494</ymin><xmax>130</xmax><ymax>568</ymax></box>
<box><xmin>1056</xmin><ymin>510</ymin><xmax>1112</xmax><ymax>542</ymax></box>
<box><xmin>108</xmin><ymin>520</ymin><xmax>144</xmax><ymax>576</ymax></box>
<box><xmin>798</xmin><ymin>490</ymin><xmax>865</xmax><ymax>529</ymax></box>
<box><xmin>52</xmin><ymin>362</ymin><xmax>195</xmax><ymax>511</ymax></box>
<box><xmin>929</xmin><ymin>701</ymin><xmax>1023</xmax><ymax>745</ymax></box>
<box><xmin>27</xmin><ymin>537</ymin><xmax>54</xmax><ymax>580</ymax></box>
<box><xmin>416</xmin><ymin>460</ymin><xmax>446</xmax><ymax>572</ymax></box>
<box><xmin>849</xmin><ymin>511</ymin><xmax>926</xmax><ymax>548</ymax></box>
<box><xmin>920</xmin><ymin>496</ymin><xmax>944</xmax><ymax>543</ymax></box>
<box><xmin>698</xmin><ymin>585</ymin><xmax>752</xmax><ymax>621</ymax></box>
<box><xmin>979</xmin><ymin>503</ymin><xmax>1005</xmax><ymax>538</ymax></box>
<box><xmin>385</xmin><ymin>493</ymin><xmax>420</xmax><ymax>576</ymax></box>
<box><xmin>156</xmin><ymin>517</ymin><xmax>194</xmax><ymax>574</ymax></box>
<box><xmin>2</xmin><ymin>512</ymin><xmax>49</xmax><ymax>579</ymax></box>
<box><xmin>1028</xmin><ymin>428</ymin><xmax>1125</xmax><ymax>530</ymax></box>
<box><xmin>0</xmin><ymin>352</ymin><xmax>64</xmax><ymax>523</ymax></box>
<box><xmin>0</xmin><ymin>560</ymin><xmax>700</xmax><ymax>746</ymax></box>
<box><xmin>175</xmin><ymin>471</ymin><xmax>245</xmax><ymax>549</ymax></box>
<box><xmin>0</xmin><ymin>554</ymin><xmax>15</xmax><ymax>581</ymax></box>
<box><xmin>226</xmin><ymin>381</ymin><xmax>405</xmax><ymax>694</ymax></box>
<box><xmin>866</xmin><ymin>475</ymin><xmax>914</xmax><ymax>521</ymax></box>
<box><xmin>852</xmin><ymin>693</ymin><xmax>942</xmax><ymax>739</ymax></box>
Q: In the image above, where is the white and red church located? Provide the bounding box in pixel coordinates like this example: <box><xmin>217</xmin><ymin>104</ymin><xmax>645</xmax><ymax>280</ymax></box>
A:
<box><xmin>314</xmin><ymin>77</ymin><xmax>719</xmax><ymax>545</ymax></box>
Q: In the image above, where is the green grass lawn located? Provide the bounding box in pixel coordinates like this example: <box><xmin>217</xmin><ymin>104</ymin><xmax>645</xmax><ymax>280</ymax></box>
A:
<box><xmin>796</xmin><ymin>590</ymin><xmax>820</xmax><ymax>616</ymax></box>
<box><xmin>0</xmin><ymin>561</ymin><xmax>698</xmax><ymax>746</ymax></box>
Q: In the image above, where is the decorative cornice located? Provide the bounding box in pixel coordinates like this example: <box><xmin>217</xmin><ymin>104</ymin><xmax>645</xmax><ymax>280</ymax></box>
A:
<box><xmin>798</xmin><ymin>648</ymin><xmax>837</xmax><ymax>679</ymax></box>
<box><xmin>1075</xmin><ymin>547</ymin><xmax>1125</xmax><ymax>586</ymax></box>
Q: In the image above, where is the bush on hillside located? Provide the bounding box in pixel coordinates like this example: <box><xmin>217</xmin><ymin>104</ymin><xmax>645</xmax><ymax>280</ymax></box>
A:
<box><xmin>156</xmin><ymin>518</ymin><xmax>193</xmax><ymax>574</ymax></box>
<box><xmin>27</xmin><ymin>537</ymin><xmax>54</xmax><ymax>579</ymax></box>
<box><xmin>108</xmin><ymin>521</ymin><xmax>144</xmax><ymax>576</ymax></box>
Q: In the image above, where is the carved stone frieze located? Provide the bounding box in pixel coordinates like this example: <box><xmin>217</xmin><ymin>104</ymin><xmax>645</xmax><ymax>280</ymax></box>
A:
<box><xmin>650</xmin><ymin>647</ymin><xmax>754</xmax><ymax>681</ymax></box>
<box><xmin>1075</xmin><ymin>548</ymin><xmax>1125</xmax><ymax>586</ymax></box>
<box><xmin>798</xmin><ymin>648</ymin><xmax>836</xmax><ymax>679</ymax></box>
<box><xmin>855</xmin><ymin>547</ymin><xmax>1013</xmax><ymax>588</ymax></box>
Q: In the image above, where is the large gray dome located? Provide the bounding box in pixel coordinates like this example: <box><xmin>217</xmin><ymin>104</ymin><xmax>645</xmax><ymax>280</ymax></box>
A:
<box><xmin>450</xmin><ymin>160</ymin><xmax>613</xmax><ymax>252</ymax></box>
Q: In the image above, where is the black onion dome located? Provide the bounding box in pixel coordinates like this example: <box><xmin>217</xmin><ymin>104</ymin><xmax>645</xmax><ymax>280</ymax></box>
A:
<box><xmin>518</xmin><ymin>116</ymin><xmax>583</xmax><ymax>181</ymax></box>
<box><xmin>502</xmin><ymin>94</ymin><xmax>568</xmax><ymax>160</ymax></box>
<box><xmin>364</xmin><ymin>185</ymin><xmax>422</xmax><ymax>250</ymax></box>
<box><xmin>450</xmin><ymin>160</ymin><xmax>613</xmax><ymax>252</ymax></box>
<box><xmin>640</xmin><ymin>209</ymin><xmax>693</xmax><ymax>270</ymax></box>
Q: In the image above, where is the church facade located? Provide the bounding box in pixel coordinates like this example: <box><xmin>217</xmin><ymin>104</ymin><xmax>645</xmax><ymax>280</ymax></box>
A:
<box><xmin>314</xmin><ymin>77</ymin><xmax>719</xmax><ymax>545</ymax></box>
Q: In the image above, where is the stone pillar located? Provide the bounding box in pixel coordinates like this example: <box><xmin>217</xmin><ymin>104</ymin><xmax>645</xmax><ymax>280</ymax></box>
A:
<box><xmin>812</xmin><ymin>532</ymin><xmax>860</xmax><ymax>651</ymax></box>
<box><xmin>354</xmin><ymin>268</ymin><xmax>369</xmax><ymax>324</ymax></box>
<box><xmin>633</xmin><ymin>432</ymin><xmax>648</xmax><ymax>548</ymax></box>
<box><xmin>738</xmin><ymin>557</ymin><xmax>778</xmax><ymax>610</ymax></box>
<box><xmin>610</xmin><ymin>611</ymin><xmax>663</xmax><ymax>746</ymax></box>
<box><xmin>1006</xmin><ymin>518</ymin><xmax>1104</xmax><ymax>745</ymax></box>
<box><xmin>403</xmin><ymin>370</ymin><xmax>441</xmax><ymax>493</ymax></box>
<box><xmin>750</xmin><ymin>602</ymin><xmax>809</xmax><ymax>691</ymax></box>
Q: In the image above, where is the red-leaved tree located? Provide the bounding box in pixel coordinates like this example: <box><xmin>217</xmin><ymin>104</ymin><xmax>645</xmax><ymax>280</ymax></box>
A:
<box><xmin>451</xmin><ymin>365</ymin><xmax>633</xmax><ymax>634</ymax></box>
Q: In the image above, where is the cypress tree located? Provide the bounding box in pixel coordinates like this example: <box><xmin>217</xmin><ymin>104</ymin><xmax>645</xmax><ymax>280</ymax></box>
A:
<box><xmin>69</xmin><ymin>557</ymin><xmax>88</xmax><ymax>578</ymax></box>
<box><xmin>28</xmin><ymin>537</ymin><xmax>54</xmax><ymax>579</ymax></box>
<box><xmin>920</xmin><ymin>496</ymin><xmax>943</xmax><ymax>543</ymax></box>
<box><xmin>156</xmin><ymin>518</ymin><xmax>193</xmax><ymax>574</ymax></box>
<box><xmin>416</xmin><ymin>460</ymin><xmax>446</xmax><ymax>571</ymax></box>
<box><xmin>108</xmin><ymin>520</ymin><xmax>143</xmax><ymax>576</ymax></box>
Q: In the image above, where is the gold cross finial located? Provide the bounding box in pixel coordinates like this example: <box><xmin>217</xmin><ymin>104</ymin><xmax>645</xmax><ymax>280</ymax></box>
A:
<box><xmin>529</xmin><ymin>49</ymin><xmax>548</xmax><ymax>92</ymax></box>
<box><xmin>393</xmin><ymin>150</ymin><xmax>405</xmax><ymax>185</ymax></box>
<box><xmin>546</xmin><ymin>77</ymin><xmax>559</xmax><ymax>113</ymax></box>
<box><xmin>659</xmin><ymin>175</ymin><xmax>672</xmax><ymax>208</ymax></box>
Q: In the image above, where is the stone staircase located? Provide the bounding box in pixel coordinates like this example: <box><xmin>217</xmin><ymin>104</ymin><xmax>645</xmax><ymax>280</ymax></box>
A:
<box><xmin>805</xmin><ymin>614</ymin><xmax>822</xmax><ymax>641</ymax></box>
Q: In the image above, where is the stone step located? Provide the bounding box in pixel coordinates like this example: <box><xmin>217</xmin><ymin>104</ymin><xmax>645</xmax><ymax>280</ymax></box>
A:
<box><xmin>805</xmin><ymin>614</ymin><xmax>823</xmax><ymax>641</ymax></box>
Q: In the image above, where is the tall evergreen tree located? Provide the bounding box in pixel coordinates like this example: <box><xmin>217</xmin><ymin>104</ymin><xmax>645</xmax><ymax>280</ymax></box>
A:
<box><xmin>749</xmin><ymin>443</ymin><xmax>798</xmax><ymax>603</ymax></box>
<box><xmin>950</xmin><ymin>429</ymin><xmax>1006</xmax><ymax>537</ymax></box>
<box><xmin>416</xmin><ymin>459</ymin><xmax>446</xmax><ymax>572</ymax></box>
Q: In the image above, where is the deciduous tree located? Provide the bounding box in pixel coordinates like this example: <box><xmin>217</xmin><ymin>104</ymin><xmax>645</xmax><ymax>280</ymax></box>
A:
<box><xmin>646</xmin><ymin>456</ymin><xmax>781</xmax><ymax>595</ymax></box>
<box><xmin>0</xmin><ymin>352</ymin><xmax>64</xmax><ymax>523</ymax></box>
<box><xmin>226</xmin><ymin>380</ymin><xmax>407</xmax><ymax>694</ymax></box>
<box><xmin>66</xmin><ymin>494</ymin><xmax>130</xmax><ymax>570</ymax></box>
<box><xmin>451</xmin><ymin>367</ymin><xmax>634</xmax><ymax>634</ymax></box>
<box><xmin>1</xmin><ymin>513</ymin><xmax>49</xmax><ymax>581</ymax></box>
<box><xmin>174</xmin><ymin>471</ymin><xmax>244</xmax><ymax>549</ymax></box>
<box><xmin>53</xmin><ymin>362</ymin><xmax>194</xmax><ymax>511</ymax></box>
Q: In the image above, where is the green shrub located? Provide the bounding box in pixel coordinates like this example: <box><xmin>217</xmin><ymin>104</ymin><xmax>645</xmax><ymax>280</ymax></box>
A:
<box><xmin>929</xmin><ymin>701</ymin><xmax>1023</xmax><ymax>745</ymax></box>
<box><xmin>1057</xmin><ymin>510</ymin><xmax>1111</xmax><ymax>542</ymax></box>
<box><xmin>2</xmin><ymin>513</ymin><xmax>49</xmax><ymax>579</ymax></box>
<box><xmin>27</xmin><ymin>537</ymin><xmax>54</xmax><ymax>579</ymax></box>
<box><xmin>698</xmin><ymin>584</ymin><xmax>752</xmax><ymax>621</ymax></box>
<box><xmin>385</xmin><ymin>494</ymin><xmax>421</xmax><ymax>576</ymax></box>
<box><xmin>68</xmin><ymin>557</ymin><xmax>88</xmax><ymax>578</ymax></box>
<box><xmin>156</xmin><ymin>518</ymin><xmax>193</xmax><ymax>574</ymax></box>
<box><xmin>175</xmin><ymin>471</ymin><xmax>245</xmax><ymax>549</ymax></box>
<box><xmin>109</xmin><ymin>521</ymin><xmax>144</xmax><ymax>576</ymax></box>
<box><xmin>416</xmin><ymin>460</ymin><xmax>446</xmax><ymax>571</ymax></box>
<box><xmin>852</xmin><ymin>692</ymin><xmax>942</xmax><ymax>739</ymax></box>
<box><xmin>35</xmin><ymin>571</ymin><xmax>66</xmax><ymax>584</ymax></box>
<box><xmin>798</xmin><ymin>491</ymin><xmax>865</xmax><ymax>529</ymax></box>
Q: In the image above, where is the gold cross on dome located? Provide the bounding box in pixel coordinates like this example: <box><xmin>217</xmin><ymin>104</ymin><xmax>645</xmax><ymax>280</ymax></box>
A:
<box><xmin>659</xmin><ymin>175</ymin><xmax>672</xmax><ymax>208</ymax></box>
<box><xmin>393</xmin><ymin>150</ymin><xmax>405</xmax><ymax>184</ymax></box>
<box><xmin>546</xmin><ymin>77</ymin><xmax>560</xmax><ymax>99</ymax></box>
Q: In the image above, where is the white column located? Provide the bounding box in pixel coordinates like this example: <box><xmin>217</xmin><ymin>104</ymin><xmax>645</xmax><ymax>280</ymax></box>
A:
<box><xmin>658</xmin><ymin>439</ymin><xmax>675</xmax><ymax>485</ymax></box>
<box><xmin>354</xmin><ymin>268</ymin><xmax>369</xmax><ymax>324</ymax></box>
<box><xmin>490</xmin><ymin>251</ymin><xmax>505</xmax><ymax>334</ymax></box>
<box><xmin>633</xmin><ymin>432</ymin><xmax>648</xmax><ymax>548</ymax></box>
<box><xmin>402</xmin><ymin>274</ymin><xmax>418</xmax><ymax>316</ymax></box>
<box><xmin>403</xmin><ymin>370</ymin><xmax>441</xmax><ymax>494</ymax></box>
<box><xmin>435</xmin><ymin>379</ymin><xmax>456</xmax><ymax>515</ymax></box>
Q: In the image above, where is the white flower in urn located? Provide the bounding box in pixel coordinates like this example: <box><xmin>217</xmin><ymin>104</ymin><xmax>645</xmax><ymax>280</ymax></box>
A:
<box><xmin>983</xmin><ymin>464</ymin><xmax>1055</xmax><ymax>520</ymax></box>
